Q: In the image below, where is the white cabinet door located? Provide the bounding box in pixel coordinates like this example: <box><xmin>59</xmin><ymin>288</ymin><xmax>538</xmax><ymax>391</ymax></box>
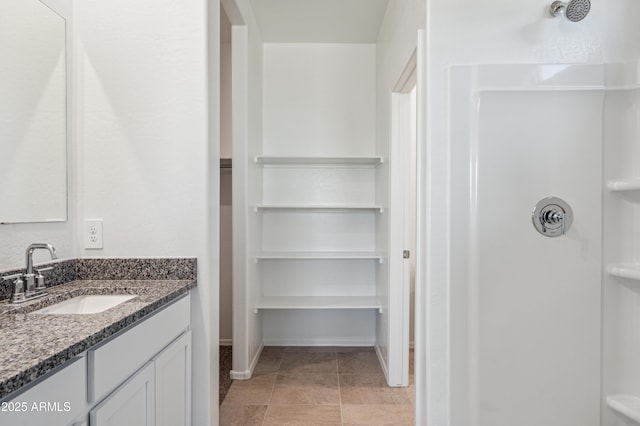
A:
<box><xmin>2</xmin><ymin>356</ymin><xmax>86</xmax><ymax>426</ymax></box>
<box><xmin>90</xmin><ymin>362</ymin><xmax>155</xmax><ymax>426</ymax></box>
<box><xmin>155</xmin><ymin>331</ymin><xmax>191</xmax><ymax>426</ymax></box>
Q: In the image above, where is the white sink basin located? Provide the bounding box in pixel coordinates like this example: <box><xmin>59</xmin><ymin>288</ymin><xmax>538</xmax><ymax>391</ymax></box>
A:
<box><xmin>33</xmin><ymin>295</ymin><xmax>137</xmax><ymax>315</ymax></box>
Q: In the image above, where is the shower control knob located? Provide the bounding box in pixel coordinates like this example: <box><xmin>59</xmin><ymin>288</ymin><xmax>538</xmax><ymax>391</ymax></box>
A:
<box><xmin>544</xmin><ymin>210</ymin><xmax>563</xmax><ymax>224</ymax></box>
<box><xmin>532</xmin><ymin>197</ymin><xmax>573</xmax><ymax>237</ymax></box>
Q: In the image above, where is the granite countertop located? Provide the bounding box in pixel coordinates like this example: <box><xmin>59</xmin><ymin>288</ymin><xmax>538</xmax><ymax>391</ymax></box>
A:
<box><xmin>0</xmin><ymin>278</ymin><xmax>195</xmax><ymax>399</ymax></box>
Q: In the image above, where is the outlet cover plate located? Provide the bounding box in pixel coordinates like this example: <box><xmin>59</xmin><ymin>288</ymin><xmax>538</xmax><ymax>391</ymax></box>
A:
<box><xmin>85</xmin><ymin>219</ymin><xmax>103</xmax><ymax>249</ymax></box>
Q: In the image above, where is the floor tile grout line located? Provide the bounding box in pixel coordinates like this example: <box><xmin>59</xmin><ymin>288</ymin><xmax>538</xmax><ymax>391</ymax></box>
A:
<box><xmin>336</xmin><ymin>351</ymin><xmax>345</xmax><ymax>425</ymax></box>
<box><xmin>260</xmin><ymin>352</ymin><xmax>282</xmax><ymax>426</ymax></box>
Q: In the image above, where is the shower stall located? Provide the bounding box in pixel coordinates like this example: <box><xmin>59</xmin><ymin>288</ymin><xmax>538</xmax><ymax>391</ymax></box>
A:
<box><xmin>420</xmin><ymin>0</ymin><xmax>640</xmax><ymax>423</ymax></box>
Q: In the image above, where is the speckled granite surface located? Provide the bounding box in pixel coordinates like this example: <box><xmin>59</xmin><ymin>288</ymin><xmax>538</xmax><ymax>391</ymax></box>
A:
<box><xmin>0</xmin><ymin>259</ymin><xmax>76</xmax><ymax>302</ymax></box>
<box><xmin>0</xmin><ymin>258</ymin><xmax>197</xmax><ymax>400</ymax></box>
<box><xmin>0</xmin><ymin>258</ymin><xmax>196</xmax><ymax>302</ymax></box>
<box><xmin>75</xmin><ymin>258</ymin><xmax>196</xmax><ymax>280</ymax></box>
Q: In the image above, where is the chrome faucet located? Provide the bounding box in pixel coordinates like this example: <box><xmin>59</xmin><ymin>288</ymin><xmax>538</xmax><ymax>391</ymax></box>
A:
<box><xmin>24</xmin><ymin>243</ymin><xmax>58</xmax><ymax>296</ymax></box>
<box><xmin>1</xmin><ymin>243</ymin><xmax>58</xmax><ymax>303</ymax></box>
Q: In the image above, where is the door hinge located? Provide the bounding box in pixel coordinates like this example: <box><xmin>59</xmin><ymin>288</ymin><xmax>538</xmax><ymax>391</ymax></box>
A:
<box><xmin>403</xmin><ymin>250</ymin><xmax>410</xmax><ymax>259</ymax></box>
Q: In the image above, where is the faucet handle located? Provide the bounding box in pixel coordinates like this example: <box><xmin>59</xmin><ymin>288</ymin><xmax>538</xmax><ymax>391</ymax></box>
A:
<box><xmin>34</xmin><ymin>267</ymin><xmax>54</xmax><ymax>292</ymax></box>
<box><xmin>2</xmin><ymin>273</ymin><xmax>23</xmax><ymax>282</ymax></box>
<box><xmin>2</xmin><ymin>274</ymin><xmax>26</xmax><ymax>303</ymax></box>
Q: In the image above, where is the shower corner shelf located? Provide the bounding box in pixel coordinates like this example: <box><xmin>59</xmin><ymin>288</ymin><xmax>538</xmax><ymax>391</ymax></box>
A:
<box><xmin>607</xmin><ymin>263</ymin><xmax>640</xmax><ymax>281</ymax></box>
<box><xmin>607</xmin><ymin>178</ymin><xmax>640</xmax><ymax>192</ymax></box>
<box><xmin>606</xmin><ymin>394</ymin><xmax>640</xmax><ymax>424</ymax></box>
<box><xmin>254</xmin><ymin>296</ymin><xmax>383</xmax><ymax>314</ymax></box>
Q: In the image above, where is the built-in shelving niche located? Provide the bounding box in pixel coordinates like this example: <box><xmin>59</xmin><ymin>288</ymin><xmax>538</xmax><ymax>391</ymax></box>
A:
<box><xmin>255</xmin><ymin>154</ymin><xmax>383</xmax><ymax>316</ymax></box>
<box><xmin>606</xmin><ymin>152</ymin><xmax>640</xmax><ymax>422</ymax></box>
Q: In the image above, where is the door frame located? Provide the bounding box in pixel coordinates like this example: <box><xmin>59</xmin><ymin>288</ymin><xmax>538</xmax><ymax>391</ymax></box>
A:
<box><xmin>387</xmin><ymin>49</ymin><xmax>418</xmax><ymax>387</ymax></box>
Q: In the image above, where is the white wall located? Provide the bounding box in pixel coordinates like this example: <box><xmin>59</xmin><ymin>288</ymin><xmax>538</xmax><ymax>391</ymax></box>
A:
<box><xmin>74</xmin><ymin>0</ymin><xmax>215</xmax><ymax>424</ymax></box>
<box><xmin>219</xmin><ymin>5</ymin><xmax>233</xmax><ymax>345</ymax></box>
<box><xmin>228</xmin><ymin>0</ymin><xmax>265</xmax><ymax>378</ymax></box>
<box><xmin>423</xmin><ymin>0</ymin><xmax>640</xmax><ymax>424</ymax></box>
<box><xmin>263</xmin><ymin>43</ymin><xmax>376</xmax><ymax>156</ymax></box>
<box><xmin>245</xmin><ymin>12</ymin><xmax>264</xmax><ymax>372</ymax></box>
<box><xmin>220</xmin><ymin>169</ymin><xmax>233</xmax><ymax>345</ymax></box>
<box><xmin>220</xmin><ymin>7</ymin><xmax>233</xmax><ymax>161</ymax></box>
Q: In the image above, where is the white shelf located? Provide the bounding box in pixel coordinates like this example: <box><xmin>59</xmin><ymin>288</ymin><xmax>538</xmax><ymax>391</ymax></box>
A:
<box><xmin>255</xmin><ymin>155</ymin><xmax>383</xmax><ymax>166</ymax></box>
<box><xmin>255</xmin><ymin>296</ymin><xmax>382</xmax><ymax>313</ymax></box>
<box><xmin>607</xmin><ymin>263</ymin><xmax>640</xmax><ymax>281</ymax></box>
<box><xmin>606</xmin><ymin>394</ymin><xmax>640</xmax><ymax>424</ymax></box>
<box><xmin>255</xmin><ymin>251</ymin><xmax>384</xmax><ymax>261</ymax></box>
<box><xmin>256</xmin><ymin>204</ymin><xmax>384</xmax><ymax>213</ymax></box>
<box><xmin>608</xmin><ymin>179</ymin><xmax>640</xmax><ymax>192</ymax></box>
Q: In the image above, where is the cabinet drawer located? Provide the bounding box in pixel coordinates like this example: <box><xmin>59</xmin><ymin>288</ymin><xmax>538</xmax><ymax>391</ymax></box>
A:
<box><xmin>2</xmin><ymin>356</ymin><xmax>86</xmax><ymax>426</ymax></box>
<box><xmin>88</xmin><ymin>295</ymin><xmax>190</xmax><ymax>402</ymax></box>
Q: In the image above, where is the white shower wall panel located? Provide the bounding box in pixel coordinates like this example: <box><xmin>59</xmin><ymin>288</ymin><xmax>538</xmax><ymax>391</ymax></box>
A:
<box><xmin>448</xmin><ymin>64</ymin><xmax>603</xmax><ymax>426</ymax></box>
<box><xmin>476</xmin><ymin>90</ymin><xmax>602</xmax><ymax>426</ymax></box>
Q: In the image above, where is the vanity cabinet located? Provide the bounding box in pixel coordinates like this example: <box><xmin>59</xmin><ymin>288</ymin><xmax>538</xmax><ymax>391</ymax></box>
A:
<box><xmin>90</xmin><ymin>329</ymin><xmax>192</xmax><ymax>426</ymax></box>
<box><xmin>89</xmin><ymin>296</ymin><xmax>192</xmax><ymax>426</ymax></box>
<box><xmin>88</xmin><ymin>295</ymin><xmax>190</xmax><ymax>403</ymax></box>
<box><xmin>2</xmin><ymin>294</ymin><xmax>191</xmax><ymax>426</ymax></box>
<box><xmin>3</xmin><ymin>356</ymin><xmax>87</xmax><ymax>426</ymax></box>
<box><xmin>90</xmin><ymin>331</ymin><xmax>192</xmax><ymax>426</ymax></box>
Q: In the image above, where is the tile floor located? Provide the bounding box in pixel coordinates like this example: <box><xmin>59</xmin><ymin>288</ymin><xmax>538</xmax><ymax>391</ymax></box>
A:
<box><xmin>219</xmin><ymin>347</ymin><xmax>415</xmax><ymax>425</ymax></box>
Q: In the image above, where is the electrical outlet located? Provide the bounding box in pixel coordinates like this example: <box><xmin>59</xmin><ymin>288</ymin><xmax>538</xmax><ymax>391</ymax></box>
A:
<box><xmin>85</xmin><ymin>219</ymin><xmax>103</xmax><ymax>249</ymax></box>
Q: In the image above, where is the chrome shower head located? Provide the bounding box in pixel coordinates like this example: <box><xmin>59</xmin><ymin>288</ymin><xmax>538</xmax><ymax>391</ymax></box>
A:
<box><xmin>549</xmin><ymin>0</ymin><xmax>591</xmax><ymax>22</ymax></box>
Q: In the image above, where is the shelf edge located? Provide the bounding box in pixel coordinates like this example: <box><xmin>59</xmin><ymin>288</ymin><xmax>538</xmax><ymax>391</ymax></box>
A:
<box><xmin>608</xmin><ymin>179</ymin><xmax>640</xmax><ymax>192</ymax></box>
<box><xmin>606</xmin><ymin>394</ymin><xmax>640</xmax><ymax>424</ymax></box>
<box><xmin>608</xmin><ymin>264</ymin><xmax>640</xmax><ymax>281</ymax></box>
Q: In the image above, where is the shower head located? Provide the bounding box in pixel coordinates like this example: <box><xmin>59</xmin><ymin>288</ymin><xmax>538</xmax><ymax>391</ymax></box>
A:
<box><xmin>549</xmin><ymin>0</ymin><xmax>591</xmax><ymax>22</ymax></box>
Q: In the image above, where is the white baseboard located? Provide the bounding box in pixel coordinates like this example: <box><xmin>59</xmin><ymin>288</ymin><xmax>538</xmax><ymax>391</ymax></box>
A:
<box><xmin>219</xmin><ymin>339</ymin><xmax>232</xmax><ymax>346</ymax></box>
<box><xmin>230</xmin><ymin>343</ymin><xmax>263</xmax><ymax>380</ymax></box>
<box><xmin>375</xmin><ymin>345</ymin><xmax>390</xmax><ymax>382</ymax></box>
<box><xmin>262</xmin><ymin>337</ymin><xmax>375</xmax><ymax>347</ymax></box>
<box><xmin>229</xmin><ymin>370</ymin><xmax>250</xmax><ymax>380</ymax></box>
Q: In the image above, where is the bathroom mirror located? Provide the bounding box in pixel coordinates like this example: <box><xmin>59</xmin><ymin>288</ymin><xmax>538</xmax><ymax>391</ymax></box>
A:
<box><xmin>0</xmin><ymin>0</ymin><xmax>67</xmax><ymax>223</ymax></box>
